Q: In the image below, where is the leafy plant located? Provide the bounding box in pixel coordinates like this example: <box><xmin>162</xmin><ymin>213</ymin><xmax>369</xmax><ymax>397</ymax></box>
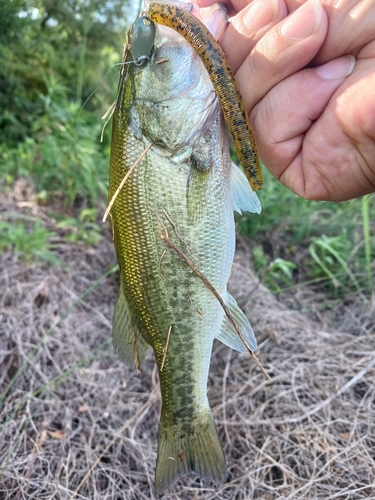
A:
<box><xmin>252</xmin><ymin>244</ymin><xmax>269</xmax><ymax>274</ymax></box>
<box><xmin>265</xmin><ymin>258</ymin><xmax>297</xmax><ymax>292</ymax></box>
<box><xmin>57</xmin><ymin>208</ymin><xmax>103</xmax><ymax>245</ymax></box>
<box><xmin>0</xmin><ymin>0</ymin><xmax>127</xmax><ymax>147</ymax></box>
<box><xmin>308</xmin><ymin>235</ymin><xmax>366</xmax><ymax>300</ymax></box>
<box><xmin>238</xmin><ymin>165</ymin><xmax>375</xmax><ymax>299</ymax></box>
<box><xmin>236</xmin><ymin>167</ymin><xmax>313</xmax><ymax>241</ymax></box>
<box><xmin>0</xmin><ymin>90</ymin><xmax>109</xmax><ymax>207</ymax></box>
<box><xmin>0</xmin><ymin>218</ymin><xmax>60</xmax><ymax>265</ymax></box>
<box><xmin>252</xmin><ymin>245</ymin><xmax>297</xmax><ymax>293</ymax></box>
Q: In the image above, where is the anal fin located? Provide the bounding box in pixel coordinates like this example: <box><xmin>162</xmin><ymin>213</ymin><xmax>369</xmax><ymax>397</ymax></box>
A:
<box><xmin>112</xmin><ymin>288</ymin><xmax>149</xmax><ymax>371</ymax></box>
<box><xmin>216</xmin><ymin>291</ymin><xmax>257</xmax><ymax>352</ymax></box>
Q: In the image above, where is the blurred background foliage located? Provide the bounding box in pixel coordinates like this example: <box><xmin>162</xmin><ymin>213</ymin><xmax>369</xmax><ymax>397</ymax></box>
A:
<box><xmin>233</xmin><ymin>163</ymin><xmax>375</xmax><ymax>300</ymax></box>
<box><xmin>0</xmin><ymin>0</ymin><xmax>373</xmax><ymax>299</ymax></box>
<box><xmin>0</xmin><ymin>0</ymin><xmax>137</xmax><ymax>204</ymax></box>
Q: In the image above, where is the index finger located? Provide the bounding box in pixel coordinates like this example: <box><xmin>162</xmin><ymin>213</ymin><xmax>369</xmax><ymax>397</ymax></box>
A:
<box><xmin>236</xmin><ymin>0</ymin><xmax>327</xmax><ymax>112</ymax></box>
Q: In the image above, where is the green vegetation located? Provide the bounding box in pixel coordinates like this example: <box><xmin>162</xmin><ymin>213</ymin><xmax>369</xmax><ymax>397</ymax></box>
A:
<box><xmin>0</xmin><ymin>1</ymin><xmax>373</xmax><ymax>300</ymax></box>
<box><xmin>0</xmin><ymin>0</ymin><xmax>133</xmax><ymax>205</ymax></box>
<box><xmin>0</xmin><ymin>0</ymin><xmax>137</xmax><ymax>253</ymax></box>
<box><xmin>56</xmin><ymin>208</ymin><xmax>103</xmax><ymax>245</ymax></box>
<box><xmin>1</xmin><ymin>98</ymin><xmax>109</xmax><ymax>206</ymax></box>
<box><xmin>0</xmin><ymin>216</ymin><xmax>59</xmax><ymax>264</ymax></box>
<box><xmin>237</xmin><ymin>167</ymin><xmax>375</xmax><ymax>298</ymax></box>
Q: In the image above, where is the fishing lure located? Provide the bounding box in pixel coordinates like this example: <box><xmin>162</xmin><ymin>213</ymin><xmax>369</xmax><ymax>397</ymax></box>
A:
<box><xmin>130</xmin><ymin>15</ymin><xmax>156</xmax><ymax>67</ymax></box>
<box><xmin>134</xmin><ymin>1</ymin><xmax>263</xmax><ymax>191</ymax></box>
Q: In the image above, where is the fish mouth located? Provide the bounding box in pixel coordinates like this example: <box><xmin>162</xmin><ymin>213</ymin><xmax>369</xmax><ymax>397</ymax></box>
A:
<box><xmin>192</xmin><ymin>2</ymin><xmax>228</xmax><ymax>40</ymax></box>
<box><xmin>144</xmin><ymin>1</ymin><xmax>229</xmax><ymax>40</ymax></box>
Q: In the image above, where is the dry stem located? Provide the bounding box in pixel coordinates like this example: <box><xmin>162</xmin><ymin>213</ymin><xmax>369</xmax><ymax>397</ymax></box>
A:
<box><xmin>160</xmin><ymin>325</ymin><xmax>172</xmax><ymax>372</ymax></box>
<box><xmin>159</xmin><ymin>232</ymin><xmax>271</xmax><ymax>381</ymax></box>
<box><xmin>69</xmin><ymin>388</ymin><xmax>158</xmax><ymax>500</ymax></box>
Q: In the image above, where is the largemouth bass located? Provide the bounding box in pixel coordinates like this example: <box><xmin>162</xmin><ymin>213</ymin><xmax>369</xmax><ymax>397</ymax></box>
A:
<box><xmin>108</xmin><ymin>2</ymin><xmax>261</xmax><ymax>493</ymax></box>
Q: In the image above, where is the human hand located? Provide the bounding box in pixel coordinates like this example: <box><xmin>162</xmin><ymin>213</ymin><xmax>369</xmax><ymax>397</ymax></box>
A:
<box><xmin>195</xmin><ymin>0</ymin><xmax>375</xmax><ymax>201</ymax></box>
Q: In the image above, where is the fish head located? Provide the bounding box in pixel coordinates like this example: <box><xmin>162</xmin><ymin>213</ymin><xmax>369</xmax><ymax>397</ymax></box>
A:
<box><xmin>125</xmin><ymin>3</ymin><xmax>229</xmax><ymax>157</ymax></box>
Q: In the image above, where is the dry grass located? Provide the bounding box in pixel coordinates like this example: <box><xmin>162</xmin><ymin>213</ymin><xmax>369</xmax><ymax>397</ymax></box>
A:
<box><xmin>1</xmin><ymin>184</ymin><xmax>375</xmax><ymax>499</ymax></box>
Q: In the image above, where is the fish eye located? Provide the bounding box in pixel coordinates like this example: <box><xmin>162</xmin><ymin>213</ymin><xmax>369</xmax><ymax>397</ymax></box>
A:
<box><xmin>130</xmin><ymin>15</ymin><xmax>156</xmax><ymax>67</ymax></box>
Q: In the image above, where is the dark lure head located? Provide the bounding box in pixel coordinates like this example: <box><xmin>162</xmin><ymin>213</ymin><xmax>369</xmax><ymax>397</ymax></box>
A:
<box><xmin>129</xmin><ymin>15</ymin><xmax>156</xmax><ymax>67</ymax></box>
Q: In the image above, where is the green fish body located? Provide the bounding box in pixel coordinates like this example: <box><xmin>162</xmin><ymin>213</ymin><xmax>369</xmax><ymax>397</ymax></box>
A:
<box><xmin>109</xmin><ymin>5</ymin><xmax>260</xmax><ymax>494</ymax></box>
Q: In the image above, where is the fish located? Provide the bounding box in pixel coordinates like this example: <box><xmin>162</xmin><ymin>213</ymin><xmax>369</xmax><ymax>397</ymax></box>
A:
<box><xmin>108</xmin><ymin>1</ymin><xmax>261</xmax><ymax>494</ymax></box>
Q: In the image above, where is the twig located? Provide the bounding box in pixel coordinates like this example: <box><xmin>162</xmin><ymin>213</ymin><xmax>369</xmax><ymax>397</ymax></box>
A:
<box><xmin>162</xmin><ymin>209</ymin><xmax>200</xmax><ymax>264</ymax></box>
<box><xmin>159</xmin><ymin>232</ymin><xmax>271</xmax><ymax>381</ymax></box>
<box><xmin>160</xmin><ymin>325</ymin><xmax>172</xmax><ymax>372</ymax></box>
<box><xmin>103</xmin><ymin>142</ymin><xmax>152</xmax><ymax>223</ymax></box>
<box><xmin>249</xmin><ymin>356</ymin><xmax>375</xmax><ymax>426</ymax></box>
<box><xmin>100</xmin><ymin>101</ymin><xmax>116</xmax><ymax>142</ymax></box>
<box><xmin>69</xmin><ymin>388</ymin><xmax>158</xmax><ymax>500</ymax></box>
<box><xmin>132</xmin><ymin>323</ymin><xmax>141</xmax><ymax>374</ymax></box>
<box><xmin>148</xmin><ymin>204</ymin><xmax>169</xmax><ymax>239</ymax></box>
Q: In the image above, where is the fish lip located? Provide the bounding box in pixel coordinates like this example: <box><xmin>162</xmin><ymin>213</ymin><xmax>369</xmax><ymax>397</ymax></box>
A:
<box><xmin>191</xmin><ymin>2</ymin><xmax>229</xmax><ymax>40</ymax></box>
<box><xmin>144</xmin><ymin>1</ymin><xmax>229</xmax><ymax>40</ymax></box>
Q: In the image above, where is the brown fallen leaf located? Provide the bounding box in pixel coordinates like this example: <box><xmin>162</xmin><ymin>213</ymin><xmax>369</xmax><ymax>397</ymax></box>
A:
<box><xmin>48</xmin><ymin>429</ymin><xmax>66</xmax><ymax>439</ymax></box>
<box><xmin>339</xmin><ymin>432</ymin><xmax>351</xmax><ymax>440</ymax></box>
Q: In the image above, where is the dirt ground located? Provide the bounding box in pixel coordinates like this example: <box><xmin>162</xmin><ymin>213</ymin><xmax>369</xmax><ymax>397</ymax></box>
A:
<box><xmin>1</xmin><ymin>183</ymin><xmax>375</xmax><ymax>500</ymax></box>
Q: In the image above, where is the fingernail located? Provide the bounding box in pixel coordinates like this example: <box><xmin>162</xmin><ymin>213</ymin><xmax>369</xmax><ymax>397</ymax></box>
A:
<box><xmin>243</xmin><ymin>0</ymin><xmax>279</xmax><ymax>31</ymax></box>
<box><xmin>316</xmin><ymin>55</ymin><xmax>356</xmax><ymax>80</ymax></box>
<box><xmin>281</xmin><ymin>0</ymin><xmax>322</xmax><ymax>40</ymax></box>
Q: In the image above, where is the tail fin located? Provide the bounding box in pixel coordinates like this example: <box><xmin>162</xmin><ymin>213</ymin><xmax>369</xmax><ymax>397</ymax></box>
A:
<box><xmin>155</xmin><ymin>411</ymin><xmax>226</xmax><ymax>494</ymax></box>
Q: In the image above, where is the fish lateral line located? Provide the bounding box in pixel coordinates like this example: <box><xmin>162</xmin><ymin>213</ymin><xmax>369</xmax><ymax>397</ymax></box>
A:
<box><xmin>158</xmin><ymin>248</ymin><xmax>167</xmax><ymax>280</ymax></box>
<box><xmin>145</xmin><ymin>2</ymin><xmax>263</xmax><ymax>191</ymax></box>
<box><xmin>151</xmin><ymin>207</ymin><xmax>205</xmax><ymax>314</ymax></box>
<box><xmin>103</xmin><ymin>142</ymin><xmax>153</xmax><ymax>223</ymax></box>
<box><xmin>159</xmin><ymin>231</ymin><xmax>271</xmax><ymax>380</ymax></box>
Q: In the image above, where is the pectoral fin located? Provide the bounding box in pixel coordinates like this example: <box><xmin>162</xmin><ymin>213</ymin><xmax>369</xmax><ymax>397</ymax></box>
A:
<box><xmin>186</xmin><ymin>163</ymin><xmax>210</xmax><ymax>222</ymax></box>
<box><xmin>216</xmin><ymin>291</ymin><xmax>257</xmax><ymax>352</ymax></box>
<box><xmin>231</xmin><ymin>161</ymin><xmax>261</xmax><ymax>215</ymax></box>
<box><xmin>112</xmin><ymin>288</ymin><xmax>149</xmax><ymax>371</ymax></box>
